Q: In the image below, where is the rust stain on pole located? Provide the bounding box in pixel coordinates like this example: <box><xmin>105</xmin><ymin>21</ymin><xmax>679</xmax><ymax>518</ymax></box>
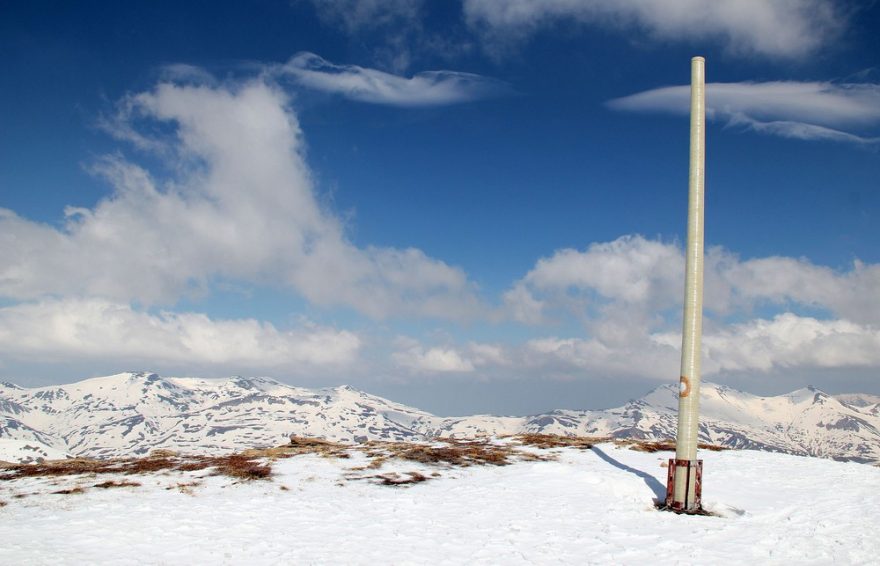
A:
<box><xmin>679</xmin><ymin>376</ymin><xmax>691</xmax><ymax>398</ymax></box>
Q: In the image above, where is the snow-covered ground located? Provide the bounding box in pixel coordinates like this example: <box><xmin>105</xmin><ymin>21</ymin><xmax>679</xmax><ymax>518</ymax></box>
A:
<box><xmin>2</xmin><ymin>443</ymin><xmax>878</xmax><ymax>564</ymax></box>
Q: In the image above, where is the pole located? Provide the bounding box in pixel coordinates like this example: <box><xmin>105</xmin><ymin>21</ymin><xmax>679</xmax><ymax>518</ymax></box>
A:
<box><xmin>666</xmin><ymin>56</ymin><xmax>706</xmax><ymax>513</ymax></box>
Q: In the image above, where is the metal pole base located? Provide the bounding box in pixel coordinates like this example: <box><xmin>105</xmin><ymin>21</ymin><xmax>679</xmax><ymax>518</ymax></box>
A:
<box><xmin>662</xmin><ymin>458</ymin><xmax>703</xmax><ymax>513</ymax></box>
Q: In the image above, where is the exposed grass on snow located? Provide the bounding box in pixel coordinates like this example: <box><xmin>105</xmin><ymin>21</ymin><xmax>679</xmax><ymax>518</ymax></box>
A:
<box><xmin>511</xmin><ymin>434</ymin><xmax>726</xmax><ymax>453</ymax></box>
<box><xmin>0</xmin><ymin>434</ymin><xmax>724</xmax><ymax>494</ymax></box>
<box><xmin>0</xmin><ymin>452</ymin><xmax>273</xmax><ymax>483</ymax></box>
<box><xmin>514</xmin><ymin>433</ymin><xmax>606</xmax><ymax>449</ymax></box>
<box><xmin>359</xmin><ymin>438</ymin><xmax>535</xmax><ymax>469</ymax></box>
<box><xmin>93</xmin><ymin>480</ymin><xmax>142</xmax><ymax>489</ymax></box>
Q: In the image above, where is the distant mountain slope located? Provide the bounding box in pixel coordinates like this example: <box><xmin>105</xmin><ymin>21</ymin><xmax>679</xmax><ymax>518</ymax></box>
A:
<box><xmin>1</xmin><ymin>372</ymin><xmax>879</xmax><ymax>464</ymax></box>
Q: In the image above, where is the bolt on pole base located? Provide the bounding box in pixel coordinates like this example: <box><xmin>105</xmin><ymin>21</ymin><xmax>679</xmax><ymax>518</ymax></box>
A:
<box><xmin>661</xmin><ymin>458</ymin><xmax>703</xmax><ymax>514</ymax></box>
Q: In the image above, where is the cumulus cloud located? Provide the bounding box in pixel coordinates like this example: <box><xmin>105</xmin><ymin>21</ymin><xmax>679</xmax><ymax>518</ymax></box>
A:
<box><xmin>508</xmin><ymin>235</ymin><xmax>880</xmax><ymax>325</ymax></box>
<box><xmin>0</xmin><ymin>299</ymin><xmax>360</xmax><ymax>371</ymax></box>
<box><xmin>701</xmin><ymin>314</ymin><xmax>880</xmax><ymax>373</ymax></box>
<box><xmin>463</xmin><ymin>0</ymin><xmax>844</xmax><ymax>59</ymax></box>
<box><xmin>391</xmin><ymin>338</ymin><xmax>511</xmax><ymax>374</ymax></box>
<box><xmin>392</xmin><ymin>337</ymin><xmax>476</xmax><ymax>373</ymax></box>
<box><xmin>0</xmin><ymin>76</ymin><xmax>485</xmax><ymax>320</ymax></box>
<box><xmin>518</xmin><ymin>313</ymin><xmax>880</xmax><ymax>381</ymax></box>
<box><xmin>496</xmin><ymin>235</ymin><xmax>880</xmax><ymax>380</ymax></box>
<box><xmin>275</xmin><ymin>52</ymin><xmax>509</xmax><ymax>106</ymax></box>
<box><xmin>608</xmin><ymin>81</ymin><xmax>880</xmax><ymax>144</ymax></box>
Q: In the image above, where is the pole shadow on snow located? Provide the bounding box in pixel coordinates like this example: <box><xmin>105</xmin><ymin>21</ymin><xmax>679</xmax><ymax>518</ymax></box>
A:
<box><xmin>590</xmin><ymin>446</ymin><xmax>666</xmax><ymax>501</ymax></box>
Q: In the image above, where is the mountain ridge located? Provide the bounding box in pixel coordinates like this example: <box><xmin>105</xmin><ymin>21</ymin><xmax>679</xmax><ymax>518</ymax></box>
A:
<box><xmin>2</xmin><ymin>372</ymin><xmax>879</xmax><ymax>464</ymax></box>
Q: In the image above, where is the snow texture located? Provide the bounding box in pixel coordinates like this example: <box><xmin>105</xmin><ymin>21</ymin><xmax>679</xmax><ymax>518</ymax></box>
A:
<box><xmin>1</xmin><ymin>443</ymin><xmax>878</xmax><ymax>564</ymax></box>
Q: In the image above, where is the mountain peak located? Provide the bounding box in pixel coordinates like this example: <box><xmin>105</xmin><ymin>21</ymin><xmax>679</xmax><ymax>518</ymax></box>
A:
<box><xmin>2</xmin><ymin>375</ymin><xmax>879</xmax><ymax>465</ymax></box>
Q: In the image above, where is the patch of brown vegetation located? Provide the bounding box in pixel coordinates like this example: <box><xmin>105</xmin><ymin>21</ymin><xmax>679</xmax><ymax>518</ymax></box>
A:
<box><xmin>614</xmin><ymin>439</ymin><xmax>726</xmax><ymax>453</ymax></box>
<box><xmin>52</xmin><ymin>487</ymin><xmax>85</xmax><ymax>495</ymax></box>
<box><xmin>1</xmin><ymin>458</ymin><xmax>123</xmax><ymax>479</ymax></box>
<box><xmin>358</xmin><ymin>471</ymin><xmax>430</xmax><ymax>486</ymax></box>
<box><xmin>513</xmin><ymin>434</ymin><xmax>727</xmax><ymax>454</ymax></box>
<box><xmin>234</xmin><ymin>437</ymin><xmax>352</xmax><ymax>462</ymax></box>
<box><xmin>1</xmin><ymin>451</ymin><xmax>272</xmax><ymax>482</ymax></box>
<box><xmin>125</xmin><ymin>457</ymin><xmax>179</xmax><ymax>474</ymax></box>
<box><xmin>515</xmin><ymin>434</ymin><xmax>608</xmax><ymax>449</ymax></box>
<box><xmin>614</xmin><ymin>439</ymin><xmax>677</xmax><ymax>453</ymax></box>
<box><xmin>148</xmin><ymin>449</ymin><xmax>179</xmax><ymax>458</ymax></box>
<box><xmin>211</xmin><ymin>455</ymin><xmax>272</xmax><ymax>480</ymax></box>
<box><xmin>362</xmin><ymin>439</ymin><xmax>520</xmax><ymax>468</ymax></box>
<box><xmin>3</xmin><ymin>434</ymin><xmax>726</xmax><ymax>490</ymax></box>
<box><xmin>93</xmin><ymin>480</ymin><xmax>141</xmax><ymax>489</ymax></box>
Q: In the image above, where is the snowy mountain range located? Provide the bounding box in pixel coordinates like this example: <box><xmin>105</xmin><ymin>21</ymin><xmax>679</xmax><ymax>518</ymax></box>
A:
<box><xmin>2</xmin><ymin>372</ymin><xmax>879</xmax><ymax>464</ymax></box>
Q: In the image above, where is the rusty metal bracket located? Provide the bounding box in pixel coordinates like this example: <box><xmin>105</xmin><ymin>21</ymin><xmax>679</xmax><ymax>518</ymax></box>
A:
<box><xmin>664</xmin><ymin>458</ymin><xmax>703</xmax><ymax>512</ymax></box>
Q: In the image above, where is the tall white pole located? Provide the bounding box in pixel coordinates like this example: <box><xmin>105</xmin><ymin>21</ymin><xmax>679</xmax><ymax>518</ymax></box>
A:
<box><xmin>668</xmin><ymin>56</ymin><xmax>706</xmax><ymax>513</ymax></box>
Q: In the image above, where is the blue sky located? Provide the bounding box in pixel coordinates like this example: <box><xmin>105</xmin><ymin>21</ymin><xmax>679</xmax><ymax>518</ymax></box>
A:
<box><xmin>1</xmin><ymin>0</ymin><xmax>879</xmax><ymax>415</ymax></box>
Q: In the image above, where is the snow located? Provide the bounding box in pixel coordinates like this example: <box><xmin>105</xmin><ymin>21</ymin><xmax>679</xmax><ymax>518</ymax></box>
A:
<box><xmin>0</xmin><ymin>438</ymin><xmax>70</xmax><ymax>464</ymax></box>
<box><xmin>4</xmin><ymin>372</ymin><xmax>880</xmax><ymax>464</ymax></box>
<box><xmin>2</xmin><ymin>443</ymin><xmax>878</xmax><ymax>564</ymax></box>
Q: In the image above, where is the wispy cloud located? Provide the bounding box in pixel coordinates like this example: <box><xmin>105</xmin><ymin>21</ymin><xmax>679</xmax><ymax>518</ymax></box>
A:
<box><xmin>463</xmin><ymin>0</ymin><xmax>844</xmax><ymax>60</ymax></box>
<box><xmin>608</xmin><ymin>81</ymin><xmax>880</xmax><ymax>144</ymax></box>
<box><xmin>274</xmin><ymin>52</ymin><xmax>509</xmax><ymax>106</ymax></box>
<box><xmin>308</xmin><ymin>0</ymin><xmax>423</xmax><ymax>34</ymax></box>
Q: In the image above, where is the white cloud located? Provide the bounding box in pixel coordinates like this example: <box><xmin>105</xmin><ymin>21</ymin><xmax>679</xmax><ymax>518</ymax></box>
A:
<box><xmin>524</xmin><ymin>335</ymin><xmax>680</xmax><ymax>380</ymax></box>
<box><xmin>718</xmin><ymin>255</ymin><xmax>880</xmax><ymax>325</ymax></box>
<box><xmin>463</xmin><ymin>0</ymin><xmax>843</xmax><ymax>59</ymax></box>
<box><xmin>0</xmin><ymin>299</ymin><xmax>361</xmax><ymax>370</ymax></box>
<box><xmin>497</xmin><ymin>235</ymin><xmax>880</xmax><ymax>380</ymax></box>
<box><xmin>275</xmin><ymin>52</ymin><xmax>509</xmax><ymax>106</ymax></box>
<box><xmin>698</xmin><ymin>314</ymin><xmax>880</xmax><ymax>373</ymax></box>
<box><xmin>519</xmin><ymin>313</ymin><xmax>880</xmax><ymax>380</ymax></box>
<box><xmin>608</xmin><ymin>82</ymin><xmax>880</xmax><ymax>144</ymax></box>
<box><xmin>507</xmin><ymin>235</ymin><xmax>880</xmax><ymax>326</ymax></box>
<box><xmin>392</xmin><ymin>337</ymin><xmax>476</xmax><ymax>373</ymax></box>
<box><xmin>391</xmin><ymin>338</ymin><xmax>511</xmax><ymax>374</ymax></box>
<box><xmin>0</xmin><ymin>76</ymin><xmax>485</xmax><ymax>320</ymax></box>
<box><xmin>523</xmin><ymin>236</ymin><xmax>683</xmax><ymax>305</ymax></box>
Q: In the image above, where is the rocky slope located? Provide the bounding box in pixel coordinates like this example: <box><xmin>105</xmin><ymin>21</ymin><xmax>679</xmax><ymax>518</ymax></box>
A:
<box><xmin>1</xmin><ymin>372</ymin><xmax>878</xmax><ymax>464</ymax></box>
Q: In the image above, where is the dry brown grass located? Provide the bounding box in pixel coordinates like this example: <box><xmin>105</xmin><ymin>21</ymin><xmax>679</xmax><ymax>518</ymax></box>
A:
<box><xmin>2</xmin><ymin>458</ymin><xmax>124</xmax><ymax>479</ymax></box>
<box><xmin>148</xmin><ymin>449</ymin><xmax>179</xmax><ymax>458</ymax></box>
<box><xmin>1</xmin><ymin>451</ymin><xmax>272</xmax><ymax>482</ymax></box>
<box><xmin>376</xmin><ymin>471</ymin><xmax>430</xmax><ymax>486</ymax></box>
<box><xmin>513</xmin><ymin>434</ymin><xmax>727</xmax><ymax>454</ymax></box>
<box><xmin>52</xmin><ymin>487</ymin><xmax>85</xmax><ymax>495</ymax></box>
<box><xmin>212</xmin><ymin>455</ymin><xmax>272</xmax><ymax>480</ymax></box>
<box><xmin>93</xmin><ymin>480</ymin><xmax>141</xmax><ymax>489</ymax></box>
<box><xmin>514</xmin><ymin>434</ymin><xmax>609</xmax><ymax>449</ymax></box>
<box><xmin>0</xmin><ymin>434</ymin><xmax>727</xmax><ymax>490</ymax></box>
<box><xmin>377</xmin><ymin>440</ymin><xmax>513</xmax><ymax>467</ymax></box>
<box><xmin>349</xmin><ymin>470</ymin><xmax>431</xmax><ymax>486</ymax></box>
<box><xmin>613</xmin><ymin>439</ymin><xmax>726</xmax><ymax>453</ymax></box>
